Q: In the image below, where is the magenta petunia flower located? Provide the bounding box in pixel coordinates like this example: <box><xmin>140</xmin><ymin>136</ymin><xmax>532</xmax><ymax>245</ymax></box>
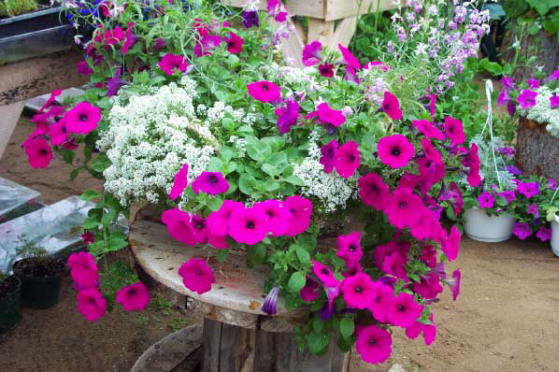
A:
<box><xmin>116</xmin><ymin>282</ymin><xmax>150</xmax><ymax>311</ymax></box>
<box><xmin>498</xmin><ymin>190</ymin><xmax>516</xmax><ymax>204</ymax></box>
<box><xmin>121</xmin><ymin>23</ymin><xmax>136</xmax><ymax>54</ymax></box>
<box><xmin>406</xmin><ymin>314</ymin><xmax>437</xmax><ymax>346</ymax></box>
<box><xmin>358</xmin><ymin>172</ymin><xmax>390</xmax><ymax>211</ymax></box>
<box><xmin>312</xmin><ymin>260</ymin><xmax>339</xmax><ymax>288</ymax></box>
<box><xmin>318</xmin><ymin>63</ymin><xmax>334</xmax><ymax>78</ymax></box>
<box><xmin>335</xmin><ymin>141</ymin><xmax>360</xmax><ymax>178</ymax></box>
<box><xmin>178</xmin><ymin>258</ymin><xmax>215</xmax><ymax>295</ymax></box>
<box><xmin>49</xmin><ymin>119</ymin><xmax>69</xmax><ymax>146</ymax></box>
<box><xmin>548</xmin><ymin>178</ymin><xmax>558</xmax><ymax>190</ymax></box>
<box><xmin>516</xmin><ymin>181</ymin><xmax>540</xmax><ymax>199</ymax></box>
<box><xmin>364</xmin><ymin>60</ymin><xmax>390</xmax><ymax>72</ymax></box>
<box><xmin>463</xmin><ymin>143</ymin><xmax>481</xmax><ymax>187</ymax></box>
<box><xmin>517</xmin><ymin>89</ymin><xmax>538</xmax><ymax>109</ymax></box>
<box><xmin>368</xmin><ymin>281</ymin><xmax>394</xmax><ymax>323</ymax></box>
<box><xmin>247</xmin><ymin>81</ymin><xmax>281</xmax><ymax>103</ymax></box>
<box><xmin>302</xmin><ymin>40</ymin><xmax>322</xmax><ymax>66</ymax></box>
<box><xmin>81</xmin><ymin>232</ymin><xmax>95</xmax><ymax>245</ymax></box>
<box><xmin>527</xmin><ymin>203</ymin><xmax>540</xmax><ymax>217</ymax></box>
<box><xmin>190</xmin><ymin>215</ymin><xmax>208</xmax><ymax>245</ymax></box>
<box><xmin>413</xmin><ymin>120</ymin><xmax>445</xmax><ymax>141</ymax></box>
<box><xmin>336</xmin><ymin>232</ymin><xmax>363</xmax><ymax>269</ymax></box>
<box><xmin>381</xmin><ymin>251</ymin><xmax>409</xmax><ymax>280</ymax></box>
<box><xmin>355</xmin><ymin>325</ymin><xmax>392</xmax><ymax>364</ymax></box>
<box><xmin>536</xmin><ymin>227</ymin><xmax>552</xmax><ymax>242</ymax></box>
<box><xmin>300</xmin><ymin>277</ymin><xmax>320</xmax><ymax>302</ymax></box>
<box><xmin>446</xmin><ymin>269</ymin><xmax>461</xmax><ymax>301</ymax></box>
<box><xmin>412</xmin><ymin>273</ymin><xmax>443</xmax><ymax>300</ymax></box>
<box><xmin>380</xmin><ymin>91</ymin><xmax>402</xmax><ymax>120</ymax></box>
<box><xmin>549</xmin><ymin>70</ymin><xmax>559</xmax><ymax>81</ymax></box>
<box><xmin>307</xmin><ymin>102</ymin><xmax>346</xmax><ymax>127</ymax></box>
<box><xmin>439</xmin><ymin>182</ymin><xmax>463</xmax><ymax>216</ymax></box>
<box><xmin>441</xmin><ymin>226</ymin><xmax>460</xmax><ymax>261</ymax></box>
<box><xmin>275</xmin><ymin>99</ymin><xmax>300</xmax><ymax>134</ymax></box>
<box><xmin>228</xmin><ymin>206</ymin><xmax>269</xmax><ymax>245</ymax></box>
<box><xmin>387</xmin><ymin>292</ymin><xmax>424</xmax><ymax>328</ymax></box>
<box><xmin>384</xmin><ymin>187</ymin><xmax>424</xmax><ymax>229</ymax></box>
<box><xmin>64</xmin><ymin>101</ymin><xmax>101</xmax><ymax>135</ymax></box>
<box><xmin>191</xmin><ymin>171</ymin><xmax>230</xmax><ymax>195</ymax></box>
<box><xmin>284</xmin><ymin>195</ymin><xmax>313</xmax><ymax>237</ymax></box>
<box><xmin>253</xmin><ymin>199</ymin><xmax>291</xmax><ymax>236</ymax></box>
<box><xmin>377</xmin><ymin>134</ymin><xmax>415</xmax><ymax>169</ymax></box>
<box><xmin>67</xmin><ymin>251</ymin><xmax>97</xmax><ymax>271</ymax></box>
<box><xmin>67</xmin><ymin>252</ymin><xmax>99</xmax><ymax>290</ymax></box>
<box><xmin>169</xmin><ymin>163</ymin><xmax>189</xmax><ymax>201</ymax></box>
<box><xmin>443</xmin><ymin>117</ymin><xmax>465</xmax><ymax>146</ymax></box>
<box><xmin>338</xmin><ymin>44</ymin><xmax>361</xmax><ymax>70</ymax></box>
<box><xmin>77</xmin><ymin>60</ymin><xmax>93</xmax><ymax>76</ymax></box>
<box><xmin>501</xmin><ymin>76</ymin><xmax>514</xmax><ymax>90</ymax></box>
<box><xmin>341</xmin><ymin>272</ymin><xmax>375</xmax><ymax>309</ymax></box>
<box><xmin>421</xmin><ymin>138</ymin><xmax>442</xmax><ymax>162</ymax></box>
<box><xmin>512</xmin><ymin>222</ymin><xmax>532</xmax><ymax>240</ymax></box>
<box><xmin>206</xmin><ymin>200</ymin><xmax>243</xmax><ymax>238</ymax></box>
<box><xmin>161</xmin><ymin>208</ymin><xmax>197</xmax><ymax>246</ymax></box>
<box><xmin>24</xmin><ymin>138</ymin><xmax>53</xmax><ymax>169</ymax></box>
<box><xmin>526</xmin><ymin>78</ymin><xmax>540</xmax><ymax>89</ymax></box>
<box><xmin>409</xmin><ymin>210</ymin><xmax>443</xmax><ymax>241</ymax></box>
<box><xmin>194</xmin><ymin>34</ymin><xmax>222</xmax><ymax>57</ymax></box>
<box><xmin>158</xmin><ymin>53</ymin><xmax>189</xmax><ymax>75</ymax></box>
<box><xmin>224</xmin><ymin>32</ymin><xmax>244</xmax><ymax>54</ymax></box>
<box><xmin>550</xmin><ymin>94</ymin><xmax>559</xmax><ymax>108</ymax></box>
<box><xmin>76</xmin><ymin>288</ymin><xmax>107</xmax><ymax>322</ymax></box>
<box><xmin>106</xmin><ymin>67</ymin><xmax>127</xmax><ymax>97</ymax></box>
<box><xmin>477</xmin><ymin>191</ymin><xmax>495</xmax><ymax>208</ymax></box>
<box><xmin>319</xmin><ymin>139</ymin><xmax>339</xmax><ymax>173</ymax></box>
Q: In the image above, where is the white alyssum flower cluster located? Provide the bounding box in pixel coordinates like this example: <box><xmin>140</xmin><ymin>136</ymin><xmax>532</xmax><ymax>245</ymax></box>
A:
<box><xmin>294</xmin><ymin>131</ymin><xmax>356</xmax><ymax>213</ymax></box>
<box><xmin>97</xmin><ymin>79</ymin><xmax>216</xmax><ymax>205</ymax></box>
<box><xmin>198</xmin><ymin>101</ymin><xmax>261</xmax><ymax>127</ymax></box>
<box><xmin>519</xmin><ymin>86</ymin><xmax>559</xmax><ymax>137</ymax></box>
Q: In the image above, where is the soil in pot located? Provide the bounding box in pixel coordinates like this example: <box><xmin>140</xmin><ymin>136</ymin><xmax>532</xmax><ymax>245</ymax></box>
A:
<box><xmin>12</xmin><ymin>257</ymin><xmax>65</xmax><ymax>309</ymax></box>
<box><xmin>0</xmin><ymin>275</ymin><xmax>22</xmax><ymax>334</ymax></box>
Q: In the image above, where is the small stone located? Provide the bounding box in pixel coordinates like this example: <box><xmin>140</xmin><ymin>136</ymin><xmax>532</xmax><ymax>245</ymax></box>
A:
<box><xmin>388</xmin><ymin>363</ymin><xmax>406</xmax><ymax>372</ymax></box>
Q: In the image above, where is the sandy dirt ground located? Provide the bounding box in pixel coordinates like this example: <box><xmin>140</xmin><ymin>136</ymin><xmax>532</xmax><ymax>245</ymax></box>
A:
<box><xmin>1</xmin><ymin>118</ymin><xmax>559</xmax><ymax>372</ymax></box>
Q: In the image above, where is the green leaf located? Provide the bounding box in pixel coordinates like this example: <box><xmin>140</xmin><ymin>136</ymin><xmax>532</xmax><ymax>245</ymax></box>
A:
<box><xmin>307</xmin><ymin>332</ymin><xmax>329</xmax><ymax>354</ymax></box>
<box><xmin>238</xmin><ymin>174</ymin><xmax>258</xmax><ymax>195</ymax></box>
<box><xmin>246</xmin><ymin>137</ymin><xmax>272</xmax><ymax>162</ymax></box>
<box><xmin>526</xmin><ymin>0</ymin><xmax>559</xmax><ymax>16</ymax></box>
<box><xmin>101</xmin><ymin>208</ymin><xmax>117</xmax><ymax>226</ymax></box>
<box><xmin>295</xmin><ymin>246</ymin><xmax>311</xmax><ymax>265</ymax></box>
<box><xmin>207</xmin><ymin>197</ymin><xmax>223</xmax><ymax>212</ymax></box>
<box><xmin>82</xmin><ymin>216</ymin><xmax>100</xmax><ymax>230</ymax></box>
<box><xmin>70</xmin><ymin>168</ymin><xmax>81</xmax><ymax>181</ymax></box>
<box><xmin>287</xmin><ymin>271</ymin><xmax>306</xmax><ymax>293</ymax></box>
<box><xmin>107</xmin><ymin>235</ymin><xmax>128</xmax><ymax>252</ymax></box>
<box><xmin>339</xmin><ymin>317</ymin><xmax>355</xmax><ymax>340</ymax></box>
<box><xmin>90</xmin><ymin>154</ymin><xmax>111</xmax><ymax>173</ymax></box>
<box><xmin>80</xmin><ymin>190</ymin><xmax>101</xmax><ymax>201</ymax></box>
<box><xmin>284</xmin><ymin>175</ymin><xmax>305</xmax><ymax>186</ymax></box>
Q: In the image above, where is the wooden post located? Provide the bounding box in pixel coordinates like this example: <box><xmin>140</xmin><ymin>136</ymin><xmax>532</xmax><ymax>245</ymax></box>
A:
<box><xmin>0</xmin><ymin>101</ymin><xmax>25</xmax><ymax>159</ymax></box>
<box><xmin>516</xmin><ymin>117</ymin><xmax>559</xmax><ymax>180</ymax></box>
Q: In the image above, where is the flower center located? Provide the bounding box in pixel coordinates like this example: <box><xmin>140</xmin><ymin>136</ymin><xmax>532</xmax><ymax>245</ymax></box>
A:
<box><xmin>79</xmin><ymin>114</ymin><xmax>88</xmax><ymax>122</ymax></box>
<box><xmin>354</xmin><ymin>286</ymin><xmax>363</xmax><ymax>293</ymax></box>
<box><xmin>349</xmin><ymin>244</ymin><xmax>357</xmax><ymax>252</ymax></box>
<box><xmin>391</xmin><ymin>147</ymin><xmax>401</xmax><ymax>156</ymax></box>
<box><xmin>246</xmin><ymin>220</ymin><xmax>255</xmax><ymax>229</ymax></box>
<box><xmin>39</xmin><ymin>149</ymin><xmax>49</xmax><ymax>155</ymax></box>
<box><xmin>398</xmin><ymin>201</ymin><xmax>407</xmax><ymax>209</ymax></box>
<box><xmin>397</xmin><ymin>304</ymin><xmax>406</xmax><ymax>312</ymax></box>
<box><xmin>128</xmin><ymin>288</ymin><xmax>137</xmax><ymax>296</ymax></box>
<box><xmin>261</xmin><ymin>84</ymin><xmax>269</xmax><ymax>91</ymax></box>
<box><xmin>208</xmin><ymin>174</ymin><xmax>218</xmax><ymax>185</ymax></box>
<box><xmin>321</xmin><ymin>268</ymin><xmax>329</xmax><ymax>275</ymax></box>
<box><xmin>368</xmin><ymin>338</ymin><xmax>377</xmax><ymax>346</ymax></box>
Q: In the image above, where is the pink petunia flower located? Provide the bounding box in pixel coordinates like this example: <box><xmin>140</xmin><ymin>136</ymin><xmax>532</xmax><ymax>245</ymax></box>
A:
<box><xmin>380</xmin><ymin>91</ymin><xmax>402</xmax><ymax>120</ymax></box>
<box><xmin>300</xmin><ymin>277</ymin><xmax>320</xmax><ymax>302</ymax></box>
<box><xmin>253</xmin><ymin>200</ymin><xmax>291</xmax><ymax>236</ymax></box>
<box><xmin>224</xmin><ymin>32</ymin><xmax>244</xmax><ymax>54</ymax></box>
<box><xmin>48</xmin><ymin>119</ymin><xmax>69</xmax><ymax>146</ymax></box>
<box><xmin>377</xmin><ymin>134</ymin><xmax>415</xmax><ymax>169</ymax></box>
<box><xmin>409</xmin><ymin>210</ymin><xmax>443</xmax><ymax>241</ymax></box>
<box><xmin>161</xmin><ymin>208</ymin><xmax>198</xmax><ymax>246</ymax></box>
<box><xmin>443</xmin><ymin>117</ymin><xmax>465</xmax><ymax>146</ymax></box>
<box><xmin>76</xmin><ymin>60</ymin><xmax>93</xmax><ymax>76</ymax></box>
<box><xmin>190</xmin><ymin>215</ymin><xmax>208</xmax><ymax>245</ymax></box>
<box><xmin>194</xmin><ymin>34</ymin><xmax>222</xmax><ymax>57</ymax></box>
<box><xmin>413</xmin><ymin>120</ymin><xmax>445</xmax><ymax>140</ymax></box>
<box><xmin>335</xmin><ymin>141</ymin><xmax>360</xmax><ymax>178</ymax></box>
<box><xmin>498</xmin><ymin>190</ymin><xmax>516</xmax><ymax>204</ymax></box>
<box><xmin>67</xmin><ymin>252</ymin><xmax>97</xmax><ymax>271</ymax></box>
<box><xmin>368</xmin><ymin>281</ymin><xmax>394</xmax><ymax>323</ymax></box>
<box><xmin>169</xmin><ymin>164</ymin><xmax>189</xmax><ymax>201</ymax></box>
<box><xmin>307</xmin><ymin>102</ymin><xmax>346</xmax><ymax>127</ymax></box>
<box><xmin>384</xmin><ymin>187</ymin><xmax>424</xmax><ymax>229</ymax></box>
<box><xmin>463</xmin><ymin>143</ymin><xmax>481</xmax><ymax>187</ymax></box>
<box><xmin>527</xmin><ymin>78</ymin><xmax>540</xmax><ymax>89</ymax></box>
<box><xmin>536</xmin><ymin>227</ymin><xmax>551</xmax><ymax>242</ymax></box>
<box><xmin>444</xmin><ymin>269</ymin><xmax>461</xmax><ymax>301</ymax></box>
<box><xmin>64</xmin><ymin>102</ymin><xmax>101</xmax><ymax>135</ymax></box>
<box><xmin>338</xmin><ymin>44</ymin><xmax>361</xmax><ymax>70</ymax></box>
<box><xmin>512</xmin><ymin>222</ymin><xmax>532</xmax><ymax>240</ymax></box>
<box><xmin>178</xmin><ymin>258</ymin><xmax>215</xmax><ymax>295</ymax></box>
<box><xmin>341</xmin><ymin>272</ymin><xmax>375</xmax><ymax>309</ymax></box>
<box><xmin>121</xmin><ymin>23</ymin><xmax>136</xmax><ymax>54</ymax></box>
<box><xmin>302</xmin><ymin>40</ymin><xmax>322</xmax><ymax>66</ymax></box>
<box><xmin>319</xmin><ymin>140</ymin><xmax>339</xmax><ymax>173</ymax></box>
<box><xmin>358</xmin><ymin>172</ymin><xmax>390</xmax><ymax>211</ymax></box>
<box><xmin>206</xmin><ymin>200</ymin><xmax>243</xmax><ymax>237</ymax></box>
<box><xmin>527</xmin><ymin>203</ymin><xmax>540</xmax><ymax>217</ymax></box>
<box><xmin>517</xmin><ymin>89</ymin><xmax>538</xmax><ymax>109</ymax></box>
<box><xmin>550</xmin><ymin>94</ymin><xmax>559</xmax><ymax>108</ymax></box>
<box><xmin>284</xmin><ymin>195</ymin><xmax>313</xmax><ymax>237</ymax></box>
<box><xmin>312</xmin><ymin>260</ymin><xmax>339</xmax><ymax>288</ymax></box>
<box><xmin>336</xmin><ymin>232</ymin><xmax>363</xmax><ymax>270</ymax></box>
<box><xmin>191</xmin><ymin>171</ymin><xmax>230</xmax><ymax>195</ymax></box>
<box><xmin>355</xmin><ymin>325</ymin><xmax>392</xmax><ymax>364</ymax></box>
<box><xmin>228</xmin><ymin>207</ymin><xmax>269</xmax><ymax>245</ymax></box>
<box><xmin>387</xmin><ymin>292</ymin><xmax>424</xmax><ymax>328</ymax></box>
<box><xmin>116</xmin><ymin>282</ymin><xmax>150</xmax><ymax>311</ymax></box>
<box><xmin>477</xmin><ymin>191</ymin><xmax>495</xmax><ymax>208</ymax></box>
<box><xmin>318</xmin><ymin>63</ymin><xmax>334</xmax><ymax>78</ymax></box>
<box><xmin>158</xmin><ymin>53</ymin><xmax>189</xmax><ymax>75</ymax></box>
<box><xmin>440</xmin><ymin>226</ymin><xmax>460</xmax><ymax>261</ymax></box>
<box><xmin>381</xmin><ymin>251</ymin><xmax>409</xmax><ymax>280</ymax></box>
<box><xmin>412</xmin><ymin>273</ymin><xmax>443</xmax><ymax>300</ymax></box>
<box><xmin>421</xmin><ymin>138</ymin><xmax>442</xmax><ymax>162</ymax></box>
<box><xmin>406</xmin><ymin>314</ymin><xmax>437</xmax><ymax>346</ymax></box>
<box><xmin>247</xmin><ymin>81</ymin><xmax>281</xmax><ymax>103</ymax></box>
<box><xmin>24</xmin><ymin>138</ymin><xmax>53</xmax><ymax>169</ymax></box>
<box><xmin>76</xmin><ymin>288</ymin><xmax>107</xmax><ymax>322</ymax></box>
<box><xmin>516</xmin><ymin>181</ymin><xmax>540</xmax><ymax>199</ymax></box>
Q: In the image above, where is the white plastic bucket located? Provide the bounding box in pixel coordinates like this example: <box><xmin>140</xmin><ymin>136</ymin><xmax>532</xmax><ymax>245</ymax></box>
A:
<box><xmin>551</xmin><ymin>218</ymin><xmax>559</xmax><ymax>257</ymax></box>
<box><xmin>464</xmin><ymin>208</ymin><xmax>514</xmax><ymax>243</ymax></box>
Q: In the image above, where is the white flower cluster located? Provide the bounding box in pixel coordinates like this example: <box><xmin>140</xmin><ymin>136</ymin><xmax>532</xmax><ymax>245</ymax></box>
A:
<box><xmin>294</xmin><ymin>131</ymin><xmax>355</xmax><ymax>213</ymax></box>
<box><xmin>519</xmin><ymin>86</ymin><xmax>559</xmax><ymax>137</ymax></box>
<box><xmin>264</xmin><ymin>63</ymin><xmax>322</xmax><ymax>92</ymax></box>
<box><xmin>198</xmin><ymin>101</ymin><xmax>260</xmax><ymax>126</ymax></box>
<box><xmin>98</xmin><ymin>79</ymin><xmax>216</xmax><ymax>205</ymax></box>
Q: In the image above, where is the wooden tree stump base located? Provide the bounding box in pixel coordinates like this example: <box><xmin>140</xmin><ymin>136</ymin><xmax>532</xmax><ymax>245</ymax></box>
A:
<box><xmin>516</xmin><ymin>117</ymin><xmax>559</xmax><ymax>180</ymax></box>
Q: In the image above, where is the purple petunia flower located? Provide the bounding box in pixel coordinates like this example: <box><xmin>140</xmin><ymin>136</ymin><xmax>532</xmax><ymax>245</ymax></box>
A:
<box><xmin>505</xmin><ymin>165</ymin><xmax>522</xmax><ymax>176</ymax></box>
<box><xmin>106</xmin><ymin>67</ymin><xmax>127</xmax><ymax>97</ymax></box>
<box><xmin>512</xmin><ymin>222</ymin><xmax>532</xmax><ymax>240</ymax></box>
<box><xmin>261</xmin><ymin>286</ymin><xmax>279</xmax><ymax>315</ymax></box>
<box><xmin>496</xmin><ymin>147</ymin><xmax>515</xmax><ymax>157</ymax></box>
<box><xmin>536</xmin><ymin>227</ymin><xmax>551</xmax><ymax>242</ymax></box>
<box><xmin>527</xmin><ymin>204</ymin><xmax>540</xmax><ymax>217</ymax></box>
<box><xmin>517</xmin><ymin>90</ymin><xmax>538</xmax><ymax>109</ymax></box>
<box><xmin>516</xmin><ymin>181</ymin><xmax>540</xmax><ymax>199</ymax></box>
<box><xmin>242</xmin><ymin>10</ymin><xmax>259</xmax><ymax>28</ymax></box>
<box><xmin>477</xmin><ymin>191</ymin><xmax>495</xmax><ymax>208</ymax></box>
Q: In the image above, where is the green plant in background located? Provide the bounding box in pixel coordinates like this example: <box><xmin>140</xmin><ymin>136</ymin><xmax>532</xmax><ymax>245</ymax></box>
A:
<box><xmin>504</xmin><ymin>0</ymin><xmax>559</xmax><ymax>37</ymax></box>
<box><xmin>0</xmin><ymin>0</ymin><xmax>38</xmax><ymax>17</ymax></box>
<box><xmin>15</xmin><ymin>235</ymin><xmax>50</xmax><ymax>261</ymax></box>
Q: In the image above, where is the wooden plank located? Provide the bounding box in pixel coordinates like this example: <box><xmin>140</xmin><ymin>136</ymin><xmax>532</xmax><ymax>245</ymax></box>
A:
<box><xmin>280</xmin><ymin>18</ymin><xmax>305</xmax><ymax>68</ymax></box>
<box><xmin>202</xmin><ymin>319</ymin><xmax>222</xmax><ymax>372</ymax></box>
<box><xmin>223</xmin><ymin>0</ymin><xmax>325</xmax><ymax>19</ymax></box>
<box><xmin>307</xmin><ymin>19</ymin><xmax>335</xmax><ymax>45</ymax></box>
<box><xmin>516</xmin><ymin>117</ymin><xmax>559</xmax><ymax>180</ymax></box>
<box><xmin>326</xmin><ymin>16</ymin><xmax>358</xmax><ymax>50</ymax></box>
<box><xmin>0</xmin><ymin>101</ymin><xmax>24</xmax><ymax>160</ymax></box>
<box><xmin>0</xmin><ymin>49</ymin><xmax>87</xmax><ymax>106</ymax></box>
<box><xmin>218</xmin><ymin>323</ymin><xmax>254</xmax><ymax>371</ymax></box>
<box><xmin>325</xmin><ymin>0</ymin><xmax>402</xmax><ymax>21</ymax></box>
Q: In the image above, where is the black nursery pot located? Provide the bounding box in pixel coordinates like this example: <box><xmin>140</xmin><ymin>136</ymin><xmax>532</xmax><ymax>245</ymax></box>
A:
<box><xmin>13</xmin><ymin>258</ymin><xmax>65</xmax><ymax>310</ymax></box>
<box><xmin>0</xmin><ymin>276</ymin><xmax>22</xmax><ymax>334</ymax></box>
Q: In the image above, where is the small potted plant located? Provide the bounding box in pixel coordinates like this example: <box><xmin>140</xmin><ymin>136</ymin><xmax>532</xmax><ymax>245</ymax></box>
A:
<box><xmin>541</xmin><ymin>181</ymin><xmax>559</xmax><ymax>257</ymax></box>
<box><xmin>0</xmin><ymin>271</ymin><xmax>21</xmax><ymax>334</ymax></box>
<box><xmin>12</xmin><ymin>237</ymin><xmax>65</xmax><ymax>309</ymax></box>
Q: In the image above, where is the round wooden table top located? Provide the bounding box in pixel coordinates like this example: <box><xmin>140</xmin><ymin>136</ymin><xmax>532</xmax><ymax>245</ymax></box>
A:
<box><xmin>129</xmin><ymin>220</ymin><xmax>299</xmax><ymax>320</ymax></box>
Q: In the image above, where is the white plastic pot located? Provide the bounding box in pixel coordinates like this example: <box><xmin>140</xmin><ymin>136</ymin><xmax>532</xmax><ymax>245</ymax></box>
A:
<box><xmin>463</xmin><ymin>208</ymin><xmax>514</xmax><ymax>243</ymax></box>
<box><xmin>551</xmin><ymin>218</ymin><xmax>559</xmax><ymax>257</ymax></box>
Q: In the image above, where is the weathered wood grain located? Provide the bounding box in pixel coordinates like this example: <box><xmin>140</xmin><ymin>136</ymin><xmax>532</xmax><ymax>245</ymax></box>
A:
<box><xmin>223</xmin><ymin>0</ymin><xmax>325</xmax><ymax>19</ymax></box>
<box><xmin>516</xmin><ymin>117</ymin><xmax>559</xmax><ymax>180</ymax></box>
<box><xmin>325</xmin><ymin>0</ymin><xmax>402</xmax><ymax>21</ymax></box>
<box><xmin>0</xmin><ymin>101</ymin><xmax>24</xmax><ymax>159</ymax></box>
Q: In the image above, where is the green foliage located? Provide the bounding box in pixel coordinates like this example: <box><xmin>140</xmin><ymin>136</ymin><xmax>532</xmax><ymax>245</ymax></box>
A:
<box><xmin>100</xmin><ymin>260</ymin><xmax>139</xmax><ymax>305</ymax></box>
<box><xmin>0</xmin><ymin>0</ymin><xmax>38</xmax><ymax>17</ymax></box>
